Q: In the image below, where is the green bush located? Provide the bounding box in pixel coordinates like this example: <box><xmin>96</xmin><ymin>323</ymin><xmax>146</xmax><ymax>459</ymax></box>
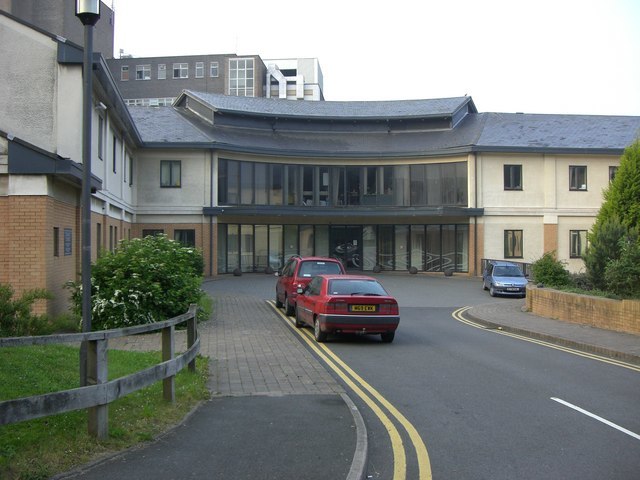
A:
<box><xmin>603</xmin><ymin>233</ymin><xmax>640</xmax><ymax>298</ymax></box>
<box><xmin>0</xmin><ymin>284</ymin><xmax>53</xmax><ymax>337</ymax></box>
<box><xmin>67</xmin><ymin>234</ymin><xmax>204</xmax><ymax>330</ymax></box>
<box><xmin>531</xmin><ymin>251</ymin><xmax>572</xmax><ymax>288</ymax></box>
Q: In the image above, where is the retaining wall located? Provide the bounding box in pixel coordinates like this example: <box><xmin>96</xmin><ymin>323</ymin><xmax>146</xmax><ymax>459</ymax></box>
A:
<box><xmin>526</xmin><ymin>286</ymin><xmax>640</xmax><ymax>335</ymax></box>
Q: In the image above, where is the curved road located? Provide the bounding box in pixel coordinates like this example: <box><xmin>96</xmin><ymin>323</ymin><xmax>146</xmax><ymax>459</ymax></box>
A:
<box><xmin>213</xmin><ymin>273</ymin><xmax>640</xmax><ymax>479</ymax></box>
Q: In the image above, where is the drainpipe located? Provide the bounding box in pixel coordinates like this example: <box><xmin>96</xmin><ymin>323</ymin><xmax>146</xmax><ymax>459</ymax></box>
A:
<box><xmin>209</xmin><ymin>149</ymin><xmax>215</xmax><ymax>276</ymax></box>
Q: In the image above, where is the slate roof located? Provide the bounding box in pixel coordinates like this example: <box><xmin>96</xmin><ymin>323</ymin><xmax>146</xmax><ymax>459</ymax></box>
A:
<box><xmin>127</xmin><ymin>93</ymin><xmax>640</xmax><ymax>157</ymax></box>
<box><xmin>476</xmin><ymin>113</ymin><xmax>640</xmax><ymax>153</ymax></box>
<box><xmin>184</xmin><ymin>91</ymin><xmax>476</xmax><ymax>120</ymax></box>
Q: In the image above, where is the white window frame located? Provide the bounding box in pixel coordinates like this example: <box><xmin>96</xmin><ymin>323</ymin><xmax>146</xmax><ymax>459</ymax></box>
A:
<box><xmin>136</xmin><ymin>64</ymin><xmax>151</xmax><ymax>80</ymax></box>
<box><xmin>195</xmin><ymin>62</ymin><xmax>204</xmax><ymax>78</ymax></box>
<box><xmin>210</xmin><ymin>61</ymin><xmax>219</xmax><ymax>77</ymax></box>
<box><xmin>173</xmin><ymin>63</ymin><xmax>188</xmax><ymax>79</ymax></box>
<box><xmin>158</xmin><ymin>64</ymin><xmax>166</xmax><ymax>80</ymax></box>
<box><xmin>120</xmin><ymin>65</ymin><xmax>129</xmax><ymax>81</ymax></box>
<box><xmin>229</xmin><ymin>58</ymin><xmax>255</xmax><ymax>97</ymax></box>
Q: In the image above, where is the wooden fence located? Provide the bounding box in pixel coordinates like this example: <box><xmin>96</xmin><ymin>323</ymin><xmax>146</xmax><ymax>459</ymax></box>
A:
<box><xmin>0</xmin><ymin>305</ymin><xmax>199</xmax><ymax>439</ymax></box>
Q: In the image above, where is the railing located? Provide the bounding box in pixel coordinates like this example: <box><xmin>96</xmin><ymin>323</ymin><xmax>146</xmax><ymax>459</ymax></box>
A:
<box><xmin>0</xmin><ymin>305</ymin><xmax>199</xmax><ymax>439</ymax></box>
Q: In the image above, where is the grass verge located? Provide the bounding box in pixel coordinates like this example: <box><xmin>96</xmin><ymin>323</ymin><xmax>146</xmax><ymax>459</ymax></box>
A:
<box><xmin>0</xmin><ymin>344</ymin><xmax>210</xmax><ymax>480</ymax></box>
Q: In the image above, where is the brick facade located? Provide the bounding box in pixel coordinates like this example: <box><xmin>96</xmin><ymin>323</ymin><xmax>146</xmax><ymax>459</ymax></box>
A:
<box><xmin>0</xmin><ymin>195</ymin><xmax>79</xmax><ymax>316</ymax></box>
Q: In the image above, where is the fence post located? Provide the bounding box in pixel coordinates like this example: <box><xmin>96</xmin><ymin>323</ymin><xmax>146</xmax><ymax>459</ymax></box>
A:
<box><xmin>87</xmin><ymin>338</ymin><xmax>108</xmax><ymax>439</ymax></box>
<box><xmin>187</xmin><ymin>304</ymin><xmax>197</xmax><ymax>373</ymax></box>
<box><xmin>162</xmin><ymin>325</ymin><xmax>175</xmax><ymax>402</ymax></box>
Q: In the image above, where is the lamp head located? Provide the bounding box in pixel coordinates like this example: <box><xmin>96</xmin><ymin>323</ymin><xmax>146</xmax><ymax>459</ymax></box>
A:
<box><xmin>75</xmin><ymin>0</ymin><xmax>101</xmax><ymax>26</ymax></box>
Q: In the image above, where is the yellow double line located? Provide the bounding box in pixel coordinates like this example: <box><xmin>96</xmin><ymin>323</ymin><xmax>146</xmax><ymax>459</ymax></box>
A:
<box><xmin>453</xmin><ymin>307</ymin><xmax>640</xmax><ymax>373</ymax></box>
<box><xmin>268</xmin><ymin>301</ymin><xmax>432</xmax><ymax>480</ymax></box>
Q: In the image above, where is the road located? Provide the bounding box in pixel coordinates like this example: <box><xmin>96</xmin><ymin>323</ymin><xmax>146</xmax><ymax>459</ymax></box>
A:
<box><xmin>209</xmin><ymin>273</ymin><xmax>640</xmax><ymax>479</ymax></box>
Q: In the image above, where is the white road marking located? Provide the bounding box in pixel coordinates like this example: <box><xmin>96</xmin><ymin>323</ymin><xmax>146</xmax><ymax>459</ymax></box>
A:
<box><xmin>551</xmin><ymin>397</ymin><xmax>640</xmax><ymax>441</ymax></box>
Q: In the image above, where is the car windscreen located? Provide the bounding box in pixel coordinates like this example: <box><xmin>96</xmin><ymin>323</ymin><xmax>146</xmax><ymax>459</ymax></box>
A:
<box><xmin>299</xmin><ymin>261</ymin><xmax>343</xmax><ymax>277</ymax></box>
<box><xmin>328</xmin><ymin>279</ymin><xmax>388</xmax><ymax>296</ymax></box>
<box><xmin>493</xmin><ymin>266</ymin><xmax>524</xmax><ymax>277</ymax></box>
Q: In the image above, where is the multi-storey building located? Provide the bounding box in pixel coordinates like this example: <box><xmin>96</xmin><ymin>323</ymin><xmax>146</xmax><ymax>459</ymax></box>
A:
<box><xmin>265</xmin><ymin>58</ymin><xmax>324</xmax><ymax>101</ymax></box>
<box><xmin>1</xmin><ymin>9</ymin><xmax>639</xmax><ymax>317</ymax></box>
<box><xmin>106</xmin><ymin>54</ymin><xmax>268</xmax><ymax>106</ymax></box>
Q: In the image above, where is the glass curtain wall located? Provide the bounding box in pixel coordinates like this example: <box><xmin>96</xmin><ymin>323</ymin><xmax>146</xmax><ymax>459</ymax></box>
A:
<box><xmin>217</xmin><ymin>223</ymin><xmax>470</xmax><ymax>274</ymax></box>
<box><xmin>218</xmin><ymin>159</ymin><xmax>468</xmax><ymax>208</ymax></box>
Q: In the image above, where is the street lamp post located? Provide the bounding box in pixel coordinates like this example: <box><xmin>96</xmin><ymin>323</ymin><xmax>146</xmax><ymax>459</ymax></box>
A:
<box><xmin>76</xmin><ymin>0</ymin><xmax>100</xmax><ymax>388</ymax></box>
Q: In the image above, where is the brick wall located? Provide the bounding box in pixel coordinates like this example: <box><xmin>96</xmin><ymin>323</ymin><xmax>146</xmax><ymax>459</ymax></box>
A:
<box><xmin>526</xmin><ymin>286</ymin><xmax>640</xmax><ymax>335</ymax></box>
<box><xmin>0</xmin><ymin>196</ymin><xmax>81</xmax><ymax>316</ymax></box>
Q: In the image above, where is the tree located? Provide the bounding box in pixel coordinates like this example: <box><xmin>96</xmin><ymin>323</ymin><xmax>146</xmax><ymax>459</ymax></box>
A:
<box><xmin>68</xmin><ymin>234</ymin><xmax>204</xmax><ymax>330</ymax></box>
<box><xmin>596</xmin><ymin>139</ymin><xmax>640</xmax><ymax>231</ymax></box>
<box><xmin>584</xmin><ymin>140</ymin><xmax>640</xmax><ymax>293</ymax></box>
<box><xmin>583</xmin><ymin>216</ymin><xmax>628</xmax><ymax>291</ymax></box>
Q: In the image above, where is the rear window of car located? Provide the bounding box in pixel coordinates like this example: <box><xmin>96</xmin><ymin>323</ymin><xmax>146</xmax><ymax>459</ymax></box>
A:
<box><xmin>328</xmin><ymin>279</ymin><xmax>387</xmax><ymax>296</ymax></box>
<box><xmin>299</xmin><ymin>261</ymin><xmax>343</xmax><ymax>277</ymax></box>
<box><xmin>494</xmin><ymin>266</ymin><xmax>524</xmax><ymax>277</ymax></box>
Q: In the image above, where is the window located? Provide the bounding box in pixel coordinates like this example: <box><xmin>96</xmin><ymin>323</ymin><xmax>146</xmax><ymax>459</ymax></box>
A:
<box><xmin>129</xmin><ymin>154</ymin><xmax>133</xmax><ymax>186</ymax></box>
<box><xmin>158</xmin><ymin>64</ymin><xmax>166</xmax><ymax>80</ymax></box>
<box><xmin>173</xmin><ymin>63</ymin><xmax>188</xmax><ymax>79</ymax></box>
<box><xmin>63</xmin><ymin>228</ymin><xmax>72</xmax><ymax>256</ymax></box>
<box><xmin>97</xmin><ymin>115</ymin><xmax>105</xmax><ymax>160</ymax></box>
<box><xmin>195</xmin><ymin>62</ymin><xmax>204</xmax><ymax>78</ymax></box>
<box><xmin>210</xmin><ymin>61</ymin><xmax>219</xmax><ymax>77</ymax></box>
<box><xmin>120</xmin><ymin>65</ymin><xmax>129</xmax><ymax>81</ymax></box>
<box><xmin>112</xmin><ymin>135</ymin><xmax>117</xmax><ymax>173</ymax></box>
<box><xmin>609</xmin><ymin>166</ymin><xmax>618</xmax><ymax>183</ymax></box>
<box><xmin>160</xmin><ymin>160</ymin><xmax>181</xmax><ymax>187</ymax></box>
<box><xmin>96</xmin><ymin>223</ymin><xmax>102</xmax><ymax>257</ymax></box>
<box><xmin>504</xmin><ymin>164</ymin><xmax>522</xmax><ymax>190</ymax></box>
<box><xmin>504</xmin><ymin>230</ymin><xmax>523</xmax><ymax>258</ymax></box>
<box><xmin>53</xmin><ymin>227</ymin><xmax>59</xmax><ymax>257</ymax></box>
<box><xmin>174</xmin><ymin>229</ymin><xmax>196</xmax><ymax>247</ymax></box>
<box><xmin>229</xmin><ymin>58</ymin><xmax>254</xmax><ymax>96</ymax></box>
<box><xmin>570</xmin><ymin>230</ymin><xmax>588</xmax><ymax>258</ymax></box>
<box><xmin>142</xmin><ymin>229</ymin><xmax>164</xmax><ymax>238</ymax></box>
<box><xmin>136</xmin><ymin>64</ymin><xmax>151</xmax><ymax>80</ymax></box>
<box><xmin>569</xmin><ymin>166</ymin><xmax>587</xmax><ymax>190</ymax></box>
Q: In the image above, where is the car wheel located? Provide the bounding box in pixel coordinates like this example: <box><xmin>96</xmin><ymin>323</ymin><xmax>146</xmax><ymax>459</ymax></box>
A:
<box><xmin>294</xmin><ymin>306</ymin><xmax>304</xmax><ymax>328</ymax></box>
<box><xmin>314</xmin><ymin>317</ymin><xmax>327</xmax><ymax>343</ymax></box>
<box><xmin>284</xmin><ymin>296</ymin><xmax>295</xmax><ymax>316</ymax></box>
<box><xmin>381</xmin><ymin>332</ymin><xmax>395</xmax><ymax>343</ymax></box>
<box><xmin>275</xmin><ymin>292</ymin><xmax>283</xmax><ymax>308</ymax></box>
<box><xmin>489</xmin><ymin>285</ymin><xmax>497</xmax><ymax>297</ymax></box>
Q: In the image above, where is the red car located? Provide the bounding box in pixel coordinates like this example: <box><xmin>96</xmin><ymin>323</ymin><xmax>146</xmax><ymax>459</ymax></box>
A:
<box><xmin>275</xmin><ymin>256</ymin><xmax>346</xmax><ymax>316</ymax></box>
<box><xmin>294</xmin><ymin>274</ymin><xmax>400</xmax><ymax>343</ymax></box>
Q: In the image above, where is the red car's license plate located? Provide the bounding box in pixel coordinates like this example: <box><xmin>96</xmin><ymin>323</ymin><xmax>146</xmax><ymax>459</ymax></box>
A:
<box><xmin>350</xmin><ymin>305</ymin><xmax>377</xmax><ymax>312</ymax></box>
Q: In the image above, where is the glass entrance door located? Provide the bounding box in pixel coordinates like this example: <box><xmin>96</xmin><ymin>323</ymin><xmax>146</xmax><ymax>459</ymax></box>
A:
<box><xmin>329</xmin><ymin>226</ymin><xmax>363</xmax><ymax>270</ymax></box>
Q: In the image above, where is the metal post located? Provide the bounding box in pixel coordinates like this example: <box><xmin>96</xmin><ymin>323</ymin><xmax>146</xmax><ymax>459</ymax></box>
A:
<box><xmin>78</xmin><ymin>17</ymin><xmax>97</xmax><ymax>386</ymax></box>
